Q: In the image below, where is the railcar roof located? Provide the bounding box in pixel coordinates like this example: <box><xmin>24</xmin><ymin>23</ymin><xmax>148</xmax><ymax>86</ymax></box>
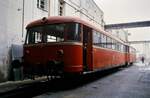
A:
<box><xmin>26</xmin><ymin>16</ymin><xmax>86</xmax><ymax>28</ymax></box>
<box><xmin>26</xmin><ymin>16</ymin><xmax>128</xmax><ymax>45</ymax></box>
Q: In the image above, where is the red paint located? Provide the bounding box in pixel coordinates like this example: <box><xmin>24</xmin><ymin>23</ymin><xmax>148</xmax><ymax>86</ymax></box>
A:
<box><xmin>24</xmin><ymin>43</ymin><xmax>83</xmax><ymax>73</ymax></box>
<box><xmin>93</xmin><ymin>47</ymin><xmax>126</xmax><ymax>70</ymax></box>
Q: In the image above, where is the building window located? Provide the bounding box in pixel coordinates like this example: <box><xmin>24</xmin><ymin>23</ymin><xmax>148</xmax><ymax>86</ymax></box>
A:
<box><xmin>37</xmin><ymin>0</ymin><xmax>48</xmax><ymax>11</ymax></box>
<box><xmin>59</xmin><ymin>0</ymin><xmax>65</xmax><ymax>16</ymax></box>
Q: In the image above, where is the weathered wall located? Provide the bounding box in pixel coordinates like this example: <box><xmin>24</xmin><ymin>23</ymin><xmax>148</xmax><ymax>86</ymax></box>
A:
<box><xmin>0</xmin><ymin>0</ymin><xmax>48</xmax><ymax>82</ymax></box>
<box><xmin>63</xmin><ymin>0</ymin><xmax>104</xmax><ymax>28</ymax></box>
<box><xmin>0</xmin><ymin>0</ymin><xmax>23</xmax><ymax>81</ymax></box>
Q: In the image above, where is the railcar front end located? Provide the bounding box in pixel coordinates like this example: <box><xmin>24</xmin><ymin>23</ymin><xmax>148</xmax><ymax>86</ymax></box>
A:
<box><xmin>23</xmin><ymin>22</ymin><xmax>83</xmax><ymax>77</ymax></box>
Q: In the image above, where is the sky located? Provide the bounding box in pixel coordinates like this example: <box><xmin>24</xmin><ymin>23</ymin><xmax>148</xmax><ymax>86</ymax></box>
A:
<box><xmin>94</xmin><ymin>0</ymin><xmax>150</xmax><ymax>57</ymax></box>
<box><xmin>94</xmin><ymin>0</ymin><xmax>150</xmax><ymax>41</ymax></box>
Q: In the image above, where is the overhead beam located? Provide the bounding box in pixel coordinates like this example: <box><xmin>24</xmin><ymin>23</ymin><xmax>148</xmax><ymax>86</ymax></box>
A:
<box><xmin>105</xmin><ymin>21</ymin><xmax>150</xmax><ymax>29</ymax></box>
<box><xmin>128</xmin><ymin>40</ymin><xmax>150</xmax><ymax>44</ymax></box>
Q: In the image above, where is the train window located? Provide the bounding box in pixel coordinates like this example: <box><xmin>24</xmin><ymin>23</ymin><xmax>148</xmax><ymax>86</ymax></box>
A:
<box><xmin>123</xmin><ymin>45</ymin><xmax>126</xmax><ymax>52</ymax></box>
<box><xmin>130</xmin><ymin>47</ymin><xmax>135</xmax><ymax>53</ymax></box>
<box><xmin>119</xmin><ymin>43</ymin><xmax>121</xmax><ymax>51</ymax></box>
<box><xmin>25</xmin><ymin>23</ymin><xmax>81</xmax><ymax>44</ymax></box>
<box><xmin>113</xmin><ymin>40</ymin><xmax>117</xmax><ymax>50</ymax></box>
<box><xmin>121</xmin><ymin>44</ymin><xmax>124</xmax><ymax>52</ymax></box>
<box><xmin>126</xmin><ymin>46</ymin><xmax>129</xmax><ymax>53</ymax></box>
<box><xmin>101</xmin><ymin>34</ymin><xmax>107</xmax><ymax>48</ymax></box>
<box><xmin>26</xmin><ymin>30</ymin><xmax>43</xmax><ymax>44</ymax></box>
<box><xmin>93</xmin><ymin>30</ymin><xmax>101</xmax><ymax>46</ymax></box>
<box><xmin>130</xmin><ymin>47</ymin><xmax>132</xmax><ymax>53</ymax></box>
<box><xmin>66</xmin><ymin>23</ymin><xmax>81</xmax><ymax>41</ymax></box>
<box><xmin>117</xmin><ymin>43</ymin><xmax>121</xmax><ymax>51</ymax></box>
<box><xmin>110</xmin><ymin>39</ymin><xmax>113</xmax><ymax>49</ymax></box>
<box><xmin>35</xmin><ymin>32</ymin><xmax>42</xmax><ymax>43</ymax></box>
<box><xmin>115</xmin><ymin>42</ymin><xmax>118</xmax><ymax>50</ymax></box>
<box><xmin>117</xmin><ymin>43</ymin><xmax>120</xmax><ymax>51</ymax></box>
<box><xmin>112</xmin><ymin>40</ymin><xmax>115</xmax><ymax>50</ymax></box>
<box><xmin>106</xmin><ymin>36</ymin><xmax>108</xmax><ymax>48</ymax></box>
<box><xmin>125</xmin><ymin>45</ymin><xmax>128</xmax><ymax>53</ymax></box>
<box><xmin>120</xmin><ymin>44</ymin><xmax>123</xmax><ymax>52</ymax></box>
<box><xmin>116</xmin><ymin>42</ymin><xmax>119</xmax><ymax>51</ymax></box>
<box><xmin>106</xmin><ymin>37</ymin><xmax>112</xmax><ymax>49</ymax></box>
<box><xmin>27</xmin><ymin>31</ymin><xmax>35</xmax><ymax>44</ymax></box>
<box><xmin>47</xmin><ymin>35</ymin><xmax>57</xmax><ymax>42</ymax></box>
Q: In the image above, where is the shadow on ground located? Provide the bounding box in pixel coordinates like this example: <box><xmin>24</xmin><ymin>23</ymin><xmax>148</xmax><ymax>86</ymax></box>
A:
<box><xmin>0</xmin><ymin>71</ymin><xmax>7</xmax><ymax>83</ymax></box>
<box><xmin>0</xmin><ymin>66</ymin><xmax>129</xmax><ymax>98</ymax></box>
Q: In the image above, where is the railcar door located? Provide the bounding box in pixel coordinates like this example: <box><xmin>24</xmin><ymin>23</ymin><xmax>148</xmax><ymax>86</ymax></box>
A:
<box><xmin>83</xmin><ymin>25</ymin><xmax>93</xmax><ymax>71</ymax></box>
<box><xmin>125</xmin><ymin>45</ymin><xmax>130</xmax><ymax>65</ymax></box>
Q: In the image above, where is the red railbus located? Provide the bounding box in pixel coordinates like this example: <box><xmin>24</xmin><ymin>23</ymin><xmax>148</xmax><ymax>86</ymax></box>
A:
<box><xmin>22</xmin><ymin>16</ymin><xmax>136</xmax><ymax>78</ymax></box>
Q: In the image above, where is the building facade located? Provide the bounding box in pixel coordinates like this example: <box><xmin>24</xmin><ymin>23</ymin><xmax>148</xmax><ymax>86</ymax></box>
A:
<box><xmin>106</xmin><ymin>29</ymin><xmax>129</xmax><ymax>42</ymax></box>
<box><xmin>0</xmin><ymin>0</ymin><xmax>104</xmax><ymax>81</ymax></box>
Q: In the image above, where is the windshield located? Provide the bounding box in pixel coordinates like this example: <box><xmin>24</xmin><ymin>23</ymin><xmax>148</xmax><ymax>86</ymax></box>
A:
<box><xmin>25</xmin><ymin>23</ymin><xmax>81</xmax><ymax>44</ymax></box>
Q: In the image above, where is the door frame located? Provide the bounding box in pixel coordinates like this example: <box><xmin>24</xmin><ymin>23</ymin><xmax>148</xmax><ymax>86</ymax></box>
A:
<box><xmin>82</xmin><ymin>25</ymin><xmax>93</xmax><ymax>71</ymax></box>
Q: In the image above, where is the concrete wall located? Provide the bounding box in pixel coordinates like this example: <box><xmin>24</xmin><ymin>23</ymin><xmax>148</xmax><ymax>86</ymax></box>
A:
<box><xmin>49</xmin><ymin>0</ymin><xmax>60</xmax><ymax>16</ymax></box>
<box><xmin>0</xmin><ymin>0</ymin><xmax>23</xmax><ymax>81</ymax></box>
<box><xmin>63</xmin><ymin>0</ymin><xmax>104</xmax><ymax>28</ymax></box>
<box><xmin>0</xmin><ymin>0</ymin><xmax>48</xmax><ymax>81</ymax></box>
<box><xmin>23</xmin><ymin>0</ymin><xmax>48</xmax><ymax>38</ymax></box>
<box><xmin>106</xmin><ymin>29</ymin><xmax>129</xmax><ymax>42</ymax></box>
<box><xmin>48</xmin><ymin>0</ymin><xmax>104</xmax><ymax>28</ymax></box>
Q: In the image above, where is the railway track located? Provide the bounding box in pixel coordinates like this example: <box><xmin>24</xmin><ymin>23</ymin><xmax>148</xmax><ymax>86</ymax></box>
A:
<box><xmin>0</xmin><ymin>67</ymin><xmax>124</xmax><ymax>98</ymax></box>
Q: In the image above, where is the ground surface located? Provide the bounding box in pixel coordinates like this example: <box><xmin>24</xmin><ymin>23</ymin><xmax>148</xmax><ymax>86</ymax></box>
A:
<box><xmin>34</xmin><ymin>62</ymin><xmax>150</xmax><ymax>98</ymax></box>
